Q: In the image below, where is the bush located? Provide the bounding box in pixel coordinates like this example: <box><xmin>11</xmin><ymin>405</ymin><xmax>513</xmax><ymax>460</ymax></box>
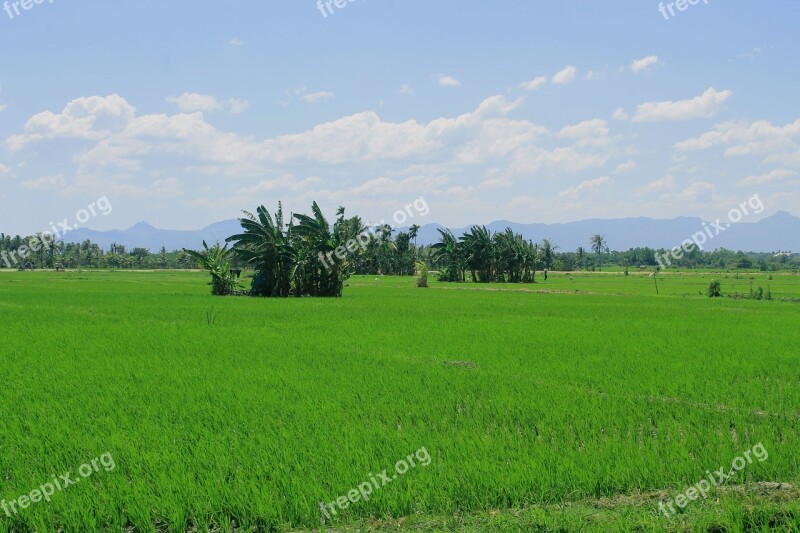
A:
<box><xmin>416</xmin><ymin>261</ymin><xmax>429</xmax><ymax>288</ymax></box>
<box><xmin>707</xmin><ymin>280</ymin><xmax>722</xmax><ymax>298</ymax></box>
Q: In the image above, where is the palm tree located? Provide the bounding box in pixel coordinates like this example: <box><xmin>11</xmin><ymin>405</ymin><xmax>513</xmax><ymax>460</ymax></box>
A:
<box><xmin>226</xmin><ymin>202</ymin><xmax>351</xmax><ymax>297</ymax></box>
<box><xmin>432</xmin><ymin>228</ymin><xmax>464</xmax><ymax>282</ymax></box>
<box><xmin>576</xmin><ymin>247</ymin><xmax>586</xmax><ymax>270</ymax></box>
<box><xmin>540</xmin><ymin>239</ymin><xmax>558</xmax><ymax>270</ymax></box>
<box><xmin>590</xmin><ymin>234</ymin><xmax>608</xmax><ymax>271</ymax></box>
<box><xmin>227</xmin><ymin>203</ymin><xmax>296</xmax><ymax>297</ymax></box>
<box><xmin>460</xmin><ymin>226</ymin><xmax>493</xmax><ymax>282</ymax></box>
<box><xmin>409</xmin><ymin>224</ymin><xmax>420</xmax><ymax>247</ymax></box>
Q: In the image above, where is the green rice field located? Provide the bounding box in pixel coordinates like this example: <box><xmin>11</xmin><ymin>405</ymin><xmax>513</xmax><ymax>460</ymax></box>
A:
<box><xmin>1</xmin><ymin>270</ymin><xmax>799</xmax><ymax>532</ymax></box>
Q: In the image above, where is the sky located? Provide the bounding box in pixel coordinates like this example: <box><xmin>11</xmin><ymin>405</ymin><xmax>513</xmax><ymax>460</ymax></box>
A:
<box><xmin>0</xmin><ymin>0</ymin><xmax>799</xmax><ymax>235</ymax></box>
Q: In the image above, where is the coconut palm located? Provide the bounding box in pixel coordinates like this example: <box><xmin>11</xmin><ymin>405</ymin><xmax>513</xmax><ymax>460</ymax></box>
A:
<box><xmin>409</xmin><ymin>224</ymin><xmax>420</xmax><ymax>247</ymax></box>
<box><xmin>590</xmin><ymin>234</ymin><xmax>608</xmax><ymax>271</ymax></box>
<box><xmin>576</xmin><ymin>247</ymin><xmax>586</xmax><ymax>270</ymax></box>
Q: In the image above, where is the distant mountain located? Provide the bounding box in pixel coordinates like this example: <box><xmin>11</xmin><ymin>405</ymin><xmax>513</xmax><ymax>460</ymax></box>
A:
<box><xmin>404</xmin><ymin>211</ymin><xmax>800</xmax><ymax>252</ymax></box>
<box><xmin>64</xmin><ymin>220</ymin><xmax>242</xmax><ymax>251</ymax></box>
<box><xmin>62</xmin><ymin>212</ymin><xmax>800</xmax><ymax>253</ymax></box>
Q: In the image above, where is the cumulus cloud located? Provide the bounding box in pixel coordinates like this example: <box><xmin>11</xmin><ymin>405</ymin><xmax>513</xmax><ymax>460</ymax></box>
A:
<box><xmin>674</xmin><ymin>118</ymin><xmax>800</xmax><ymax>155</ymax></box>
<box><xmin>630</xmin><ymin>55</ymin><xmax>659</xmax><ymax>73</ymax></box>
<box><xmin>612</xmin><ymin>108</ymin><xmax>629</xmax><ymax>121</ymax></box>
<box><xmin>614</xmin><ymin>160</ymin><xmax>636</xmax><ymax>174</ymax></box>
<box><xmin>20</xmin><ymin>174</ymin><xmax>67</xmax><ymax>190</ymax></box>
<box><xmin>552</xmin><ymin>66</ymin><xmax>577</xmax><ymax>85</ymax></box>
<box><xmin>301</xmin><ymin>91</ymin><xmax>335</xmax><ymax>103</ymax></box>
<box><xmin>6</xmin><ymin>93</ymin><xmax>621</xmax><ymax>211</ymax></box>
<box><xmin>520</xmin><ymin>76</ymin><xmax>547</xmax><ymax>91</ymax></box>
<box><xmin>674</xmin><ymin>181</ymin><xmax>715</xmax><ymax>203</ymax></box>
<box><xmin>166</xmin><ymin>93</ymin><xmax>250</xmax><ymax>114</ymax></box>
<box><xmin>632</xmin><ymin>87</ymin><xmax>733</xmax><ymax>122</ymax></box>
<box><xmin>638</xmin><ymin>175</ymin><xmax>676</xmax><ymax>194</ymax></box>
<box><xmin>557</xmin><ymin>176</ymin><xmax>613</xmax><ymax>199</ymax></box>
<box><xmin>438</xmin><ymin>74</ymin><xmax>461</xmax><ymax>87</ymax></box>
<box><xmin>737</xmin><ymin>169</ymin><xmax>797</xmax><ymax>187</ymax></box>
<box><xmin>557</xmin><ymin>119</ymin><xmax>609</xmax><ymax>139</ymax></box>
<box><xmin>7</xmin><ymin>94</ymin><xmax>135</xmax><ymax>151</ymax></box>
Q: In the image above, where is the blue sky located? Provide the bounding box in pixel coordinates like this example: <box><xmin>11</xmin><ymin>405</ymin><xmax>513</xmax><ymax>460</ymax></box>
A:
<box><xmin>1</xmin><ymin>0</ymin><xmax>798</xmax><ymax>235</ymax></box>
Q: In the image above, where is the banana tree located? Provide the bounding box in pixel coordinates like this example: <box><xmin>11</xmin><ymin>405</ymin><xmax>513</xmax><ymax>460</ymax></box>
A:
<box><xmin>184</xmin><ymin>241</ymin><xmax>235</xmax><ymax>296</ymax></box>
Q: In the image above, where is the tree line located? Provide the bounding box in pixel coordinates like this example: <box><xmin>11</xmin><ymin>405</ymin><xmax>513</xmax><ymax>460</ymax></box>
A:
<box><xmin>2</xmin><ymin>213</ymin><xmax>797</xmax><ymax>286</ymax></box>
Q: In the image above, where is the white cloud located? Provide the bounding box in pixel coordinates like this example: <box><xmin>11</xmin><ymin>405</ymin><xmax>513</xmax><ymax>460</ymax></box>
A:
<box><xmin>737</xmin><ymin>169</ymin><xmax>797</xmax><ymax>187</ymax></box>
<box><xmin>557</xmin><ymin>176</ymin><xmax>613</xmax><ymax>199</ymax></box>
<box><xmin>638</xmin><ymin>175</ymin><xmax>675</xmax><ymax>194</ymax></box>
<box><xmin>614</xmin><ymin>160</ymin><xmax>636</xmax><ymax>174</ymax></box>
<box><xmin>20</xmin><ymin>174</ymin><xmax>66</xmax><ymax>190</ymax></box>
<box><xmin>0</xmin><ymin>163</ymin><xmax>14</xmax><ymax>177</ymax></box>
<box><xmin>102</xmin><ymin>178</ymin><xmax>184</xmax><ymax>199</ymax></box>
<box><xmin>438</xmin><ymin>74</ymin><xmax>461</xmax><ymax>87</ymax></box>
<box><xmin>674</xmin><ymin>181</ymin><xmax>715</xmax><ymax>203</ymax></box>
<box><xmin>6</xmin><ymin>94</ymin><xmax>135</xmax><ymax>152</ymax></box>
<box><xmin>229</xmin><ymin>37</ymin><xmax>243</xmax><ymax>46</ymax></box>
<box><xmin>674</xmin><ymin>119</ymin><xmax>800</xmax><ymax>155</ymax></box>
<box><xmin>552</xmin><ymin>66</ymin><xmax>577</xmax><ymax>85</ymax></box>
<box><xmin>301</xmin><ymin>91</ymin><xmax>335</xmax><ymax>103</ymax></box>
<box><xmin>399</xmin><ymin>84</ymin><xmax>414</xmax><ymax>95</ymax></box>
<box><xmin>166</xmin><ymin>93</ymin><xmax>250</xmax><ymax>114</ymax></box>
<box><xmin>236</xmin><ymin>174</ymin><xmax>321</xmax><ymax>196</ymax></box>
<box><xmin>630</xmin><ymin>55</ymin><xmax>659</xmax><ymax>73</ymax></box>
<box><xmin>7</xmin><ymin>94</ymin><xmax>621</xmax><ymax>214</ymax></box>
<box><xmin>557</xmin><ymin>119</ymin><xmax>609</xmax><ymax>139</ymax></box>
<box><xmin>519</xmin><ymin>76</ymin><xmax>547</xmax><ymax>91</ymax></box>
<box><xmin>0</xmin><ymin>104</ymin><xmax>6</xmax><ymax>112</ymax></box>
<box><xmin>632</xmin><ymin>87</ymin><xmax>733</xmax><ymax>122</ymax></box>
<box><xmin>612</xmin><ymin>108</ymin><xmax>629</xmax><ymax>121</ymax></box>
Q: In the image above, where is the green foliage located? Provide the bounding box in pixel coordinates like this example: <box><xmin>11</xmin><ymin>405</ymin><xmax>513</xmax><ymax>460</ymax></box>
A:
<box><xmin>590</xmin><ymin>234</ymin><xmax>608</xmax><ymax>271</ymax></box>
<box><xmin>707</xmin><ymin>279</ymin><xmax>722</xmax><ymax>297</ymax></box>
<box><xmin>433</xmin><ymin>226</ymin><xmax>538</xmax><ymax>283</ymax></box>
<box><xmin>415</xmin><ymin>261</ymin><xmax>429</xmax><ymax>288</ymax></box>
<box><xmin>183</xmin><ymin>241</ymin><xmax>235</xmax><ymax>295</ymax></box>
<box><xmin>0</xmin><ymin>271</ymin><xmax>798</xmax><ymax>531</ymax></box>
<box><xmin>226</xmin><ymin>202</ymin><xmax>353</xmax><ymax>297</ymax></box>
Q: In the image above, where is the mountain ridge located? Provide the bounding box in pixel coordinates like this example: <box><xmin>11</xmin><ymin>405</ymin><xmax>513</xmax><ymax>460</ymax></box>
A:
<box><xmin>60</xmin><ymin>212</ymin><xmax>800</xmax><ymax>253</ymax></box>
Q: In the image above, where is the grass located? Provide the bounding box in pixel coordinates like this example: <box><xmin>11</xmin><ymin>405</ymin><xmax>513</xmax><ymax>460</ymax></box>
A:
<box><xmin>0</xmin><ymin>270</ymin><xmax>799</xmax><ymax>532</ymax></box>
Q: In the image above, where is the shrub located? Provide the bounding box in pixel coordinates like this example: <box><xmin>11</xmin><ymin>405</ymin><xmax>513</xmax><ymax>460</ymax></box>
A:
<box><xmin>707</xmin><ymin>280</ymin><xmax>722</xmax><ymax>298</ymax></box>
<box><xmin>184</xmin><ymin>241</ymin><xmax>236</xmax><ymax>296</ymax></box>
<box><xmin>416</xmin><ymin>261</ymin><xmax>429</xmax><ymax>288</ymax></box>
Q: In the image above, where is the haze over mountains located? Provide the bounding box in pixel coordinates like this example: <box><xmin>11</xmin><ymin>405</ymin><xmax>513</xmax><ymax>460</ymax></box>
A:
<box><xmin>62</xmin><ymin>212</ymin><xmax>800</xmax><ymax>253</ymax></box>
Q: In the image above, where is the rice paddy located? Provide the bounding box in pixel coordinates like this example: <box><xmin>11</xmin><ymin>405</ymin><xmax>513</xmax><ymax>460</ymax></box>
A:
<box><xmin>1</xmin><ymin>270</ymin><xmax>799</xmax><ymax>532</ymax></box>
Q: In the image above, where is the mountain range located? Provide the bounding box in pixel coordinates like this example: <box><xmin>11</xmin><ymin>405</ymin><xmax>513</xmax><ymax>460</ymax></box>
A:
<box><xmin>61</xmin><ymin>211</ymin><xmax>800</xmax><ymax>253</ymax></box>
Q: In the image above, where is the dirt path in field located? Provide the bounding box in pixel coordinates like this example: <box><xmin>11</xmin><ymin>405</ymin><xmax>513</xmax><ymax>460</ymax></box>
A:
<box><xmin>589</xmin><ymin>481</ymin><xmax>797</xmax><ymax>510</ymax></box>
<box><xmin>430</xmin><ymin>285</ymin><xmax>629</xmax><ymax>296</ymax></box>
